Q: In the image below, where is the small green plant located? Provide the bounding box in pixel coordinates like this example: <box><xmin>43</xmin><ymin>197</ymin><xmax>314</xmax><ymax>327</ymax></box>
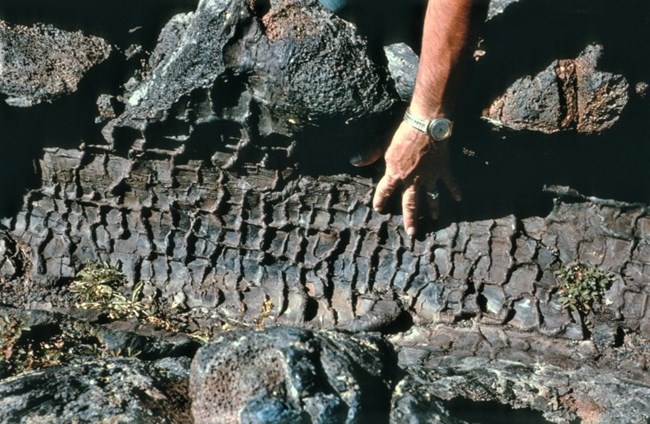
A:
<box><xmin>70</xmin><ymin>262</ymin><xmax>182</xmax><ymax>332</ymax></box>
<box><xmin>0</xmin><ymin>315</ymin><xmax>29</xmax><ymax>363</ymax></box>
<box><xmin>70</xmin><ymin>262</ymin><xmax>153</xmax><ymax>321</ymax></box>
<box><xmin>557</xmin><ymin>263</ymin><xmax>611</xmax><ymax>311</ymax></box>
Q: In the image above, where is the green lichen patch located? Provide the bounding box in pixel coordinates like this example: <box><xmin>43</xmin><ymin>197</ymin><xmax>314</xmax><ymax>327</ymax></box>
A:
<box><xmin>557</xmin><ymin>263</ymin><xmax>611</xmax><ymax>311</ymax></box>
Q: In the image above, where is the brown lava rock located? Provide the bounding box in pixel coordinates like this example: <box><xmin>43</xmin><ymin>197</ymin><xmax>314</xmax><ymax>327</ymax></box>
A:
<box><xmin>0</xmin><ymin>20</ymin><xmax>111</xmax><ymax>107</ymax></box>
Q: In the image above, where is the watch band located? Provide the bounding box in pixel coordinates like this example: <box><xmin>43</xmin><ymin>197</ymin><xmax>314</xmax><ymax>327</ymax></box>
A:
<box><xmin>403</xmin><ymin>108</ymin><xmax>430</xmax><ymax>134</ymax></box>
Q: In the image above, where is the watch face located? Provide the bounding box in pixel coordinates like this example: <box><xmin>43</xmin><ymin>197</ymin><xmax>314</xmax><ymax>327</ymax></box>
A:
<box><xmin>429</xmin><ymin>119</ymin><xmax>452</xmax><ymax>141</ymax></box>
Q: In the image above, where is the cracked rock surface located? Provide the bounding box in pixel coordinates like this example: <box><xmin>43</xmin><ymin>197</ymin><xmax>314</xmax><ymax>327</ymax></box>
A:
<box><xmin>6</xmin><ymin>142</ymin><xmax>650</xmax><ymax>349</ymax></box>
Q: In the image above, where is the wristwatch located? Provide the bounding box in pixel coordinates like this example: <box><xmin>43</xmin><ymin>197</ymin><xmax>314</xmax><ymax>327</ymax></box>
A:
<box><xmin>404</xmin><ymin>109</ymin><xmax>453</xmax><ymax>142</ymax></box>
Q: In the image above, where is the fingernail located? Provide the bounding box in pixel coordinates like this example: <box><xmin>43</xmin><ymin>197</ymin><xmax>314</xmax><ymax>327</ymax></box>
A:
<box><xmin>349</xmin><ymin>153</ymin><xmax>363</xmax><ymax>166</ymax></box>
<box><xmin>407</xmin><ymin>227</ymin><xmax>416</xmax><ymax>237</ymax></box>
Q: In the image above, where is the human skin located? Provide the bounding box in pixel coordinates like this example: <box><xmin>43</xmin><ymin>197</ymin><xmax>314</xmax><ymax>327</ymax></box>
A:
<box><xmin>355</xmin><ymin>0</ymin><xmax>474</xmax><ymax>236</ymax></box>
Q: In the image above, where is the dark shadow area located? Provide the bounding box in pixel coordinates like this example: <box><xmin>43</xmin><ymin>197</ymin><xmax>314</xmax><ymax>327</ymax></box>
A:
<box><xmin>444</xmin><ymin>397</ymin><xmax>552</xmax><ymax>424</ymax></box>
<box><xmin>292</xmin><ymin>108</ymin><xmax>402</xmax><ymax>178</ymax></box>
<box><xmin>335</xmin><ymin>0</ymin><xmax>427</xmax><ymax>57</ymax></box>
<box><xmin>352</xmin><ymin>339</ymin><xmax>402</xmax><ymax>424</ymax></box>
<box><xmin>0</xmin><ymin>0</ymin><xmax>198</xmax><ymax>49</ymax></box>
<box><xmin>379</xmin><ymin>310</ymin><xmax>415</xmax><ymax>335</ymax></box>
<box><xmin>452</xmin><ymin>0</ymin><xmax>650</xmax><ymax>223</ymax></box>
<box><xmin>0</xmin><ymin>54</ymin><xmax>121</xmax><ymax>217</ymax></box>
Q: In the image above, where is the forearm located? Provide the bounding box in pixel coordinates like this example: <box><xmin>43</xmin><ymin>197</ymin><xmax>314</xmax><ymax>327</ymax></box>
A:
<box><xmin>410</xmin><ymin>0</ymin><xmax>474</xmax><ymax>118</ymax></box>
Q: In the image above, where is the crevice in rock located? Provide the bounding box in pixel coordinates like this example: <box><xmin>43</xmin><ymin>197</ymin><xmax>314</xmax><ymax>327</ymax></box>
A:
<box><xmin>555</xmin><ymin>59</ymin><xmax>579</xmax><ymax>130</ymax></box>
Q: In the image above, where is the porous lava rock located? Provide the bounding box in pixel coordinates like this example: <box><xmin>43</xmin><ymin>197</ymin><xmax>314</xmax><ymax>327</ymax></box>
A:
<box><xmin>190</xmin><ymin>327</ymin><xmax>394</xmax><ymax>423</ymax></box>
<box><xmin>102</xmin><ymin>0</ymin><xmax>396</xmax><ymax>143</ymax></box>
<box><xmin>0</xmin><ymin>20</ymin><xmax>111</xmax><ymax>107</ymax></box>
<box><xmin>483</xmin><ymin>44</ymin><xmax>629</xmax><ymax>134</ymax></box>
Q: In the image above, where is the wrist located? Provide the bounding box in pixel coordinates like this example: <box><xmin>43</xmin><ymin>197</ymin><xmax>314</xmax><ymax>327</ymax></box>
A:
<box><xmin>408</xmin><ymin>102</ymin><xmax>448</xmax><ymax>120</ymax></box>
<box><xmin>403</xmin><ymin>108</ymin><xmax>454</xmax><ymax>142</ymax></box>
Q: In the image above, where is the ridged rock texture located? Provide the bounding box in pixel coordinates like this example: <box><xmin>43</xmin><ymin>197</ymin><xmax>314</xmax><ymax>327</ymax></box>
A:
<box><xmin>1</xmin><ymin>0</ymin><xmax>650</xmax><ymax>422</ymax></box>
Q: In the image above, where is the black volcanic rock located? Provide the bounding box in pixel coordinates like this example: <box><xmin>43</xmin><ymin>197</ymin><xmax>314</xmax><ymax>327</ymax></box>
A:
<box><xmin>102</xmin><ymin>0</ymin><xmax>396</xmax><ymax>143</ymax></box>
<box><xmin>483</xmin><ymin>44</ymin><xmax>629</xmax><ymax>134</ymax></box>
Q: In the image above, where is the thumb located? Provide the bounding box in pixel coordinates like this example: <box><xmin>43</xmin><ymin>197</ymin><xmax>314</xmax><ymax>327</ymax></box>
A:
<box><xmin>350</xmin><ymin>144</ymin><xmax>384</xmax><ymax>167</ymax></box>
<box><xmin>350</xmin><ymin>135</ymin><xmax>391</xmax><ymax>167</ymax></box>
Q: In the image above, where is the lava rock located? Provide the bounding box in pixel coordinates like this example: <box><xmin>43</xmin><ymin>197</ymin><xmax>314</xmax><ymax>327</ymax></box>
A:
<box><xmin>0</xmin><ymin>307</ymin><xmax>197</xmax><ymax>373</ymax></box>
<box><xmin>190</xmin><ymin>327</ymin><xmax>394</xmax><ymax>423</ymax></box>
<box><xmin>483</xmin><ymin>44</ymin><xmax>629</xmax><ymax>134</ymax></box>
<box><xmin>384</xmin><ymin>42</ymin><xmax>419</xmax><ymax>102</ymax></box>
<box><xmin>390</xmin><ymin>377</ymin><xmax>462</xmax><ymax>424</ymax></box>
<box><xmin>104</xmin><ymin>0</ymin><xmax>396</xmax><ymax>142</ymax></box>
<box><xmin>397</xmin><ymin>357</ymin><xmax>650</xmax><ymax>424</ymax></box>
<box><xmin>0</xmin><ymin>357</ymin><xmax>192</xmax><ymax>423</ymax></box>
<box><xmin>486</xmin><ymin>0</ymin><xmax>521</xmax><ymax>20</ymax></box>
<box><xmin>0</xmin><ymin>20</ymin><xmax>111</xmax><ymax>107</ymax></box>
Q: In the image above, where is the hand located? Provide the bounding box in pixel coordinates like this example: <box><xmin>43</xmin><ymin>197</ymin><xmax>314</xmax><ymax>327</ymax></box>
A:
<box><xmin>363</xmin><ymin>121</ymin><xmax>462</xmax><ymax>236</ymax></box>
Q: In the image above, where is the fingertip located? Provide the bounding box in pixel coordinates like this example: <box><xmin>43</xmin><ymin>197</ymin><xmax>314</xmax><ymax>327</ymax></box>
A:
<box><xmin>453</xmin><ymin>192</ymin><xmax>463</xmax><ymax>202</ymax></box>
<box><xmin>372</xmin><ymin>196</ymin><xmax>385</xmax><ymax>213</ymax></box>
<box><xmin>407</xmin><ymin>226</ymin><xmax>416</xmax><ymax>237</ymax></box>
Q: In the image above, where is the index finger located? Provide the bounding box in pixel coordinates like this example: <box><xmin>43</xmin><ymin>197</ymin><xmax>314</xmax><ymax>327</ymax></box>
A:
<box><xmin>402</xmin><ymin>183</ymin><xmax>418</xmax><ymax>236</ymax></box>
<box><xmin>373</xmin><ymin>174</ymin><xmax>399</xmax><ymax>212</ymax></box>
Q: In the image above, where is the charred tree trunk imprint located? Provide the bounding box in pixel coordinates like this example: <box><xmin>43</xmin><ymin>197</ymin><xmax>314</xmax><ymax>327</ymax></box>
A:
<box><xmin>5</xmin><ymin>144</ymin><xmax>650</xmax><ymax>351</ymax></box>
<box><xmin>2</xmin><ymin>0</ymin><xmax>650</xmax><ymax>422</ymax></box>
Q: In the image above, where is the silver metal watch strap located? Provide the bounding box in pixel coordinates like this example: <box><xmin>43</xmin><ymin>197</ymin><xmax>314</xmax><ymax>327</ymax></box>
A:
<box><xmin>403</xmin><ymin>108</ymin><xmax>430</xmax><ymax>134</ymax></box>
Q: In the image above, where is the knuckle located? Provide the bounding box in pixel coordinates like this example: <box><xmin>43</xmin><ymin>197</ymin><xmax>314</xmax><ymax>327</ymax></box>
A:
<box><xmin>376</xmin><ymin>191</ymin><xmax>390</xmax><ymax>200</ymax></box>
<box><xmin>403</xmin><ymin>197</ymin><xmax>417</xmax><ymax>211</ymax></box>
<box><xmin>404</xmin><ymin>202</ymin><xmax>417</xmax><ymax>212</ymax></box>
<box><xmin>385</xmin><ymin>174</ymin><xmax>399</xmax><ymax>187</ymax></box>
